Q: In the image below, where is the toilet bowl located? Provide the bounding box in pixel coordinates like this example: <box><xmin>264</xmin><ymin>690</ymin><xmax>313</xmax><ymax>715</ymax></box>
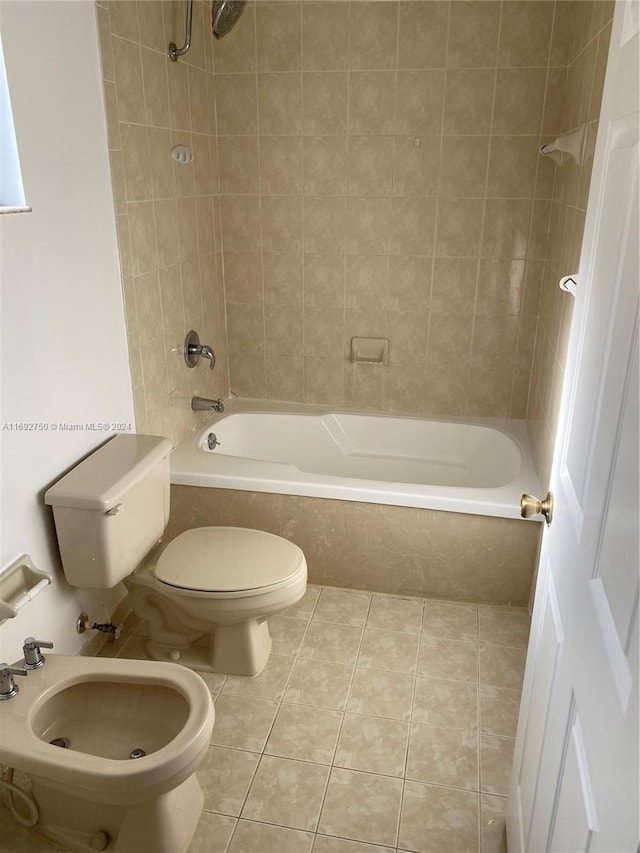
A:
<box><xmin>128</xmin><ymin>526</ymin><xmax>307</xmax><ymax>676</ymax></box>
<box><xmin>44</xmin><ymin>434</ymin><xmax>308</xmax><ymax>677</ymax></box>
<box><xmin>0</xmin><ymin>654</ymin><xmax>214</xmax><ymax>853</ymax></box>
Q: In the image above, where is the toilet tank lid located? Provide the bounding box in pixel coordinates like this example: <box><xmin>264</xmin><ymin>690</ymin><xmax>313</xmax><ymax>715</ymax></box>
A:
<box><xmin>44</xmin><ymin>434</ymin><xmax>173</xmax><ymax>511</ymax></box>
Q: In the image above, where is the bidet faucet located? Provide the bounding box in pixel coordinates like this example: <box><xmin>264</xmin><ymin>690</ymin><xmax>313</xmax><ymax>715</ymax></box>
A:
<box><xmin>0</xmin><ymin>664</ymin><xmax>27</xmax><ymax>700</ymax></box>
<box><xmin>22</xmin><ymin>637</ymin><xmax>54</xmax><ymax>669</ymax></box>
<box><xmin>191</xmin><ymin>396</ymin><xmax>224</xmax><ymax>413</ymax></box>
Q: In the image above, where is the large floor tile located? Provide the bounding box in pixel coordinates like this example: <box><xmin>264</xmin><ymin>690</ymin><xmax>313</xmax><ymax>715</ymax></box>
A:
<box><xmin>227</xmin><ymin>819</ymin><xmax>315</xmax><ymax>853</ymax></box>
<box><xmin>318</xmin><ymin>768</ymin><xmax>403</xmax><ymax>848</ymax></box>
<box><xmin>211</xmin><ymin>694</ymin><xmax>279</xmax><ymax>751</ymax></box>
<box><xmin>480</xmin><ymin>735</ymin><xmax>514</xmax><ymax>796</ymax></box>
<box><xmin>265</xmin><ymin>704</ymin><xmax>343</xmax><ymax>764</ymax></box>
<box><xmin>198</xmin><ymin>746</ymin><xmax>260</xmax><ymax>816</ymax></box>
<box><xmin>334</xmin><ymin>713</ymin><xmax>409</xmax><ymax>776</ymax></box>
<box><xmin>222</xmin><ymin>654</ymin><xmax>295</xmax><ymax>701</ymax></box>
<box><xmin>479</xmin><ymin>684</ymin><xmax>521</xmax><ymax>737</ymax></box>
<box><xmin>416</xmin><ymin>635</ymin><xmax>479</xmax><ymax>682</ymax></box>
<box><xmin>313</xmin><ymin>836</ymin><xmax>394</xmax><ymax>852</ymax></box>
<box><xmin>284</xmin><ymin>658</ymin><xmax>354</xmax><ymax>710</ymax></box>
<box><xmin>357</xmin><ymin>628</ymin><xmax>420</xmax><ymax>674</ymax></box>
<box><xmin>480</xmin><ymin>795</ymin><xmax>508</xmax><ymax>853</ymax></box>
<box><xmin>398</xmin><ymin>780</ymin><xmax>479</xmax><ymax>853</ymax></box>
<box><xmin>242</xmin><ymin>755</ymin><xmax>330</xmax><ymax>831</ymax></box>
<box><xmin>479</xmin><ymin>643</ymin><xmax>526</xmax><ymax>690</ymax></box>
<box><xmin>413</xmin><ymin>676</ymin><xmax>478</xmax><ymax>731</ymax></box>
<box><xmin>189</xmin><ymin>812</ymin><xmax>236</xmax><ymax>853</ymax></box>
<box><xmin>288</xmin><ymin>585</ymin><xmax>321</xmax><ymax>620</ymax></box>
<box><xmin>422</xmin><ymin>601</ymin><xmax>478</xmax><ymax>641</ymax></box>
<box><xmin>406</xmin><ymin>723</ymin><xmax>479</xmax><ymax>791</ymax></box>
<box><xmin>299</xmin><ymin>621</ymin><xmax>364</xmax><ymax>666</ymax></box>
<box><xmin>346</xmin><ymin>667</ymin><xmax>415</xmax><ymax>721</ymax></box>
<box><xmin>478</xmin><ymin>606</ymin><xmax>530</xmax><ymax>648</ymax></box>
<box><xmin>269</xmin><ymin>615</ymin><xmax>309</xmax><ymax>656</ymax></box>
<box><xmin>313</xmin><ymin>587</ymin><xmax>372</xmax><ymax>626</ymax></box>
<box><xmin>366</xmin><ymin>594</ymin><xmax>424</xmax><ymax>634</ymax></box>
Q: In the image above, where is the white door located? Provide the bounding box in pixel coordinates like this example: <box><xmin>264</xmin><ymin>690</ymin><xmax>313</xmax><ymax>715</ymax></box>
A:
<box><xmin>507</xmin><ymin>2</ymin><xmax>639</xmax><ymax>852</ymax></box>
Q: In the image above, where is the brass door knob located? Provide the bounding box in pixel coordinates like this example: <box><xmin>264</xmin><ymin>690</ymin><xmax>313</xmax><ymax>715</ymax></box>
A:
<box><xmin>521</xmin><ymin>491</ymin><xmax>554</xmax><ymax>525</ymax></box>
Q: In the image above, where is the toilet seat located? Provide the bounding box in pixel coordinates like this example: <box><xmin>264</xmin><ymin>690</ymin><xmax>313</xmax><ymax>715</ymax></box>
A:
<box><xmin>155</xmin><ymin>527</ymin><xmax>306</xmax><ymax>595</ymax></box>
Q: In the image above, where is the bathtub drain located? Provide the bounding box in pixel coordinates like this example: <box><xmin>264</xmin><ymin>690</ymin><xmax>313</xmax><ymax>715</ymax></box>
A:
<box><xmin>130</xmin><ymin>748</ymin><xmax>146</xmax><ymax>759</ymax></box>
<box><xmin>50</xmin><ymin>737</ymin><xmax>70</xmax><ymax>749</ymax></box>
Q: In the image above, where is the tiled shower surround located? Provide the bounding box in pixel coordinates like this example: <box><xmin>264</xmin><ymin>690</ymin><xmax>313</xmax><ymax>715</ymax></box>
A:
<box><xmin>98</xmin><ymin>0</ymin><xmax>612</xmax><ymax>484</ymax></box>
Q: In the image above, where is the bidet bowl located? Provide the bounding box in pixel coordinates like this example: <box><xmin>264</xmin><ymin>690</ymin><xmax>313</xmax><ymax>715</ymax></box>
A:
<box><xmin>0</xmin><ymin>654</ymin><xmax>214</xmax><ymax>805</ymax></box>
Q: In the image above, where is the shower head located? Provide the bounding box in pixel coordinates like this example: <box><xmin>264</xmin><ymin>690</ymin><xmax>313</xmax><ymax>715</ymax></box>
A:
<box><xmin>212</xmin><ymin>0</ymin><xmax>247</xmax><ymax>40</ymax></box>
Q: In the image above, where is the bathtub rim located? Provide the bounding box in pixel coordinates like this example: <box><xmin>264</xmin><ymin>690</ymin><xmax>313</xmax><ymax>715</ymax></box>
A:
<box><xmin>170</xmin><ymin>398</ymin><xmax>543</xmax><ymax>521</ymax></box>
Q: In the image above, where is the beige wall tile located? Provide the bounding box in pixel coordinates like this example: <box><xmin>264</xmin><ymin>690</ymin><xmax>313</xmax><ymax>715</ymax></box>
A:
<box><xmin>486</xmin><ymin>137</ymin><xmax>539</xmax><ymax>199</ymax></box>
<box><xmin>499</xmin><ymin>1</ymin><xmax>554</xmax><ymax>68</ymax></box>
<box><xmin>265</xmin><ymin>303</ymin><xmax>303</xmax><ymax>357</ymax></box>
<box><xmin>395</xmin><ymin>70</ymin><xmax>445</xmax><ymax>136</ymax></box>
<box><xmin>216</xmin><ymin>74</ymin><xmax>258</xmax><ymax>135</ymax></box>
<box><xmin>304</xmin><ymin>137</ymin><xmax>348</xmax><ymax>196</ymax></box>
<box><xmin>431</xmin><ymin>258</ymin><xmax>478</xmax><ymax>314</ymax></box>
<box><xmin>444</xmin><ymin>70</ymin><xmax>495</xmax><ymax>135</ymax></box>
<box><xmin>388</xmin><ymin>256</ymin><xmax>431</xmax><ymax>313</ymax></box>
<box><xmin>256</xmin><ymin>3</ymin><xmax>302</xmax><ymax>72</ymax></box>
<box><xmin>476</xmin><ymin>259</ymin><xmax>525</xmax><ymax>316</ymax></box>
<box><xmin>348</xmin><ymin>136</ymin><xmax>394</xmax><ymax>197</ymax></box>
<box><xmin>259</xmin><ymin>73</ymin><xmax>302</xmax><ymax>135</ymax></box>
<box><xmin>440</xmin><ymin>136</ymin><xmax>490</xmax><ymax>198</ymax></box>
<box><xmin>304</xmin><ymin>254</ymin><xmax>345</xmax><ymax>310</ymax></box>
<box><xmin>304</xmin><ymin>358</ymin><xmax>345</xmax><ymax>405</ymax></box>
<box><xmin>220</xmin><ymin>195</ymin><xmax>261</xmax><ymax>251</ymax></box>
<box><xmin>447</xmin><ymin>2</ymin><xmax>501</xmax><ymax>69</ymax></box>
<box><xmin>390</xmin><ymin>197</ymin><xmax>437</xmax><ymax>257</ymax></box>
<box><xmin>349</xmin><ymin>2</ymin><xmax>399</xmax><ymax>71</ymax></box>
<box><xmin>261</xmin><ymin>136</ymin><xmax>303</xmax><ymax>195</ymax></box>
<box><xmin>398</xmin><ymin>1</ymin><xmax>449</xmax><ymax>69</ymax></box>
<box><xmin>303</xmin><ymin>72</ymin><xmax>349</xmax><ymax>135</ymax></box>
<box><xmin>267</xmin><ymin>355</ymin><xmax>305</xmax><ymax>402</ymax></box>
<box><xmin>113</xmin><ymin>37</ymin><xmax>145</xmax><ymax>124</ymax></box>
<box><xmin>218</xmin><ymin>136</ymin><xmax>259</xmax><ymax>194</ymax></box>
<box><xmin>347</xmin><ymin>197</ymin><xmax>392</xmax><ymax>255</ymax></box>
<box><xmin>302</xmin><ymin>3</ymin><xmax>349</xmax><ymax>71</ymax></box>
<box><xmin>304</xmin><ymin>197</ymin><xmax>347</xmax><ymax>254</ymax></box>
<box><xmin>304</xmin><ymin>308</ymin><xmax>344</xmax><ymax>359</ymax></box>
<box><xmin>261</xmin><ymin>196</ymin><xmax>303</xmax><ymax>253</ymax></box>
<box><xmin>492</xmin><ymin>69</ymin><xmax>547</xmax><ymax>135</ymax></box>
<box><xmin>481</xmin><ymin>199</ymin><xmax>533</xmax><ymax>260</ymax></box>
<box><xmin>428</xmin><ymin>313</ymin><xmax>473</xmax><ymax>368</ymax></box>
<box><xmin>121</xmin><ymin>123</ymin><xmax>152</xmax><ymax>202</ymax></box>
<box><xmin>392</xmin><ymin>137</ymin><xmax>440</xmax><ymax>198</ymax></box>
<box><xmin>435</xmin><ymin>199</ymin><xmax>484</xmax><ymax>258</ymax></box>
<box><xmin>264</xmin><ymin>252</ymin><xmax>303</xmax><ymax>305</ymax></box>
<box><xmin>346</xmin><ymin>255</ymin><xmax>388</xmax><ymax>312</ymax></box>
<box><xmin>349</xmin><ymin>71</ymin><xmax>397</xmax><ymax>136</ymax></box>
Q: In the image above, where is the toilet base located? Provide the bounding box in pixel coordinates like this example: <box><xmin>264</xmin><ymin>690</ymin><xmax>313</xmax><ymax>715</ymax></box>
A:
<box><xmin>146</xmin><ymin>617</ymin><xmax>272</xmax><ymax>677</ymax></box>
<box><xmin>29</xmin><ymin>771</ymin><xmax>204</xmax><ymax>853</ymax></box>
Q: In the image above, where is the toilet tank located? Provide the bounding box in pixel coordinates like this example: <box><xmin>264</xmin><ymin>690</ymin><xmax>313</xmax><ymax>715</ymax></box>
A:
<box><xmin>44</xmin><ymin>434</ymin><xmax>173</xmax><ymax>588</ymax></box>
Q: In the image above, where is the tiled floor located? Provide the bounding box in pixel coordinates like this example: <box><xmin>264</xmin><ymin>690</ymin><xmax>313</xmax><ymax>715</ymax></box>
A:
<box><xmin>0</xmin><ymin>586</ymin><xmax>530</xmax><ymax>853</ymax></box>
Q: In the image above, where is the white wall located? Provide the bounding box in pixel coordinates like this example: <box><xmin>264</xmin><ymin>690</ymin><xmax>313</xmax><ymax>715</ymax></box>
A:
<box><xmin>0</xmin><ymin>1</ymin><xmax>134</xmax><ymax>660</ymax></box>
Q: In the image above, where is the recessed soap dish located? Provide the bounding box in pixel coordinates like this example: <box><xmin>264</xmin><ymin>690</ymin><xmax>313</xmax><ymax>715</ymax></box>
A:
<box><xmin>0</xmin><ymin>554</ymin><xmax>52</xmax><ymax>623</ymax></box>
<box><xmin>350</xmin><ymin>337</ymin><xmax>389</xmax><ymax>365</ymax></box>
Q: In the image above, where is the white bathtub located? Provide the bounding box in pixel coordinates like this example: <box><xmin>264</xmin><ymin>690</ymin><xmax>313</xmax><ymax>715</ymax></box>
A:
<box><xmin>171</xmin><ymin>401</ymin><xmax>542</xmax><ymax>521</ymax></box>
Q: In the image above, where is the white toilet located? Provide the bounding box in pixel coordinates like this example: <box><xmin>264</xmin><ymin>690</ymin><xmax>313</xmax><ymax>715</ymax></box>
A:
<box><xmin>45</xmin><ymin>434</ymin><xmax>307</xmax><ymax>676</ymax></box>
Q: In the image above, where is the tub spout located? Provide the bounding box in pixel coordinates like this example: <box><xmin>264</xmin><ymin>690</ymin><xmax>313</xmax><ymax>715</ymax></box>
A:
<box><xmin>191</xmin><ymin>396</ymin><xmax>224</xmax><ymax>413</ymax></box>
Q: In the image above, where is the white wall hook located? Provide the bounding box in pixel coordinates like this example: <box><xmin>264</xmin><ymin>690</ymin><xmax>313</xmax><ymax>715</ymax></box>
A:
<box><xmin>559</xmin><ymin>274</ymin><xmax>578</xmax><ymax>297</ymax></box>
<box><xmin>540</xmin><ymin>124</ymin><xmax>587</xmax><ymax>166</ymax></box>
<box><xmin>171</xmin><ymin>144</ymin><xmax>193</xmax><ymax>165</ymax></box>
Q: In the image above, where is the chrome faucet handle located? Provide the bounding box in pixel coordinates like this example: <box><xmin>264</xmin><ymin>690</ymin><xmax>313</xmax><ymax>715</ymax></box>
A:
<box><xmin>22</xmin><ymin>637</ymin><xmax>54</xmax><ymax>669</ymax></box>
<box><xmin>0</xmin><ymin>664</ymin><xmax>27</xmax><ymax>700</ymax></box>
<box><xmin>184</xmin><ymin>331</ymin><xmax>216</xmax><ymax>370</ymax></box>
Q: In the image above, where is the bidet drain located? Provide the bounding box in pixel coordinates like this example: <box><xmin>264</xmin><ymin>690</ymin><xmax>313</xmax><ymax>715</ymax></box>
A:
<box><xmin>50</xmin><ymin>737</ymin><xmax>70</xmax><ymax>749</ymax></box>
<box><xmin>129</xmin><ymin>748</ymin><xmax>146</xmax><ymax>759</ymax></box>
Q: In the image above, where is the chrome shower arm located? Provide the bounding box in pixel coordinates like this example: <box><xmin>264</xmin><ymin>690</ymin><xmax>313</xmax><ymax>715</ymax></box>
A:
<box><xmin>168</xmin><ymin>0</ymin><xmax>193</xmax><ymax>62</ymax></box>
